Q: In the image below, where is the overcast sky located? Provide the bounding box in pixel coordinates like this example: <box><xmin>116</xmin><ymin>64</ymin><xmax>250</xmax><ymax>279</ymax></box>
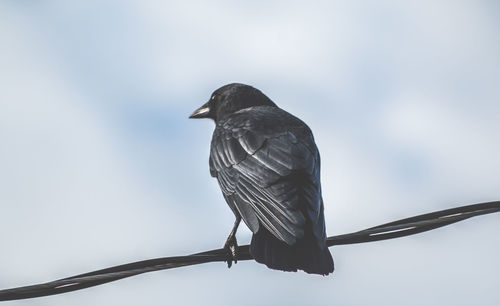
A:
<box><xmin>1</xmin><ymin>1</ymin><xmax>499</xmax><ymax>305</ymax></box>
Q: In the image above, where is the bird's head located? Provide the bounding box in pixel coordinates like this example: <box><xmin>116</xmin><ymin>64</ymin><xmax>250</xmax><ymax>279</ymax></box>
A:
<box><xmin>189</xmin><ymin>83</ymin><xmax>277</xmax><ymax>123</ymax></box>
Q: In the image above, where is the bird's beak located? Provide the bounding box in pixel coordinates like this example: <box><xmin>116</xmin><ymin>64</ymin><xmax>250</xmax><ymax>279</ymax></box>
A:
<box><xmin>189</xmin><ymin>101</ymin><xmax>211</xmax><ymax>119</ymax></box>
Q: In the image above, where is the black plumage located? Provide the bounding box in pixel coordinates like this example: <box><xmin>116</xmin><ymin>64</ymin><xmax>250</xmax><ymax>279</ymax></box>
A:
<box><xmin>190</xmin><ymin>83</ymin><xmax>334</xmax><ymax>275</ymax></box>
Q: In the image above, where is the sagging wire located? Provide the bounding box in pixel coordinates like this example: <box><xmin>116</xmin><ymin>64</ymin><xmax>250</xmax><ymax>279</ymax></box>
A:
<box><xmin>0</xmin><ymin>200</ymin><xmax>499</xmax><ymax>302</ymax></box>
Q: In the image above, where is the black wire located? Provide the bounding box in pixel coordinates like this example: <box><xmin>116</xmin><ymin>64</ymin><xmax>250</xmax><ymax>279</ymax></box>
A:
<box><xmin>0</xmin><ymin>200</ymin><xmax>499</xmax><ymax>302</ymax></box>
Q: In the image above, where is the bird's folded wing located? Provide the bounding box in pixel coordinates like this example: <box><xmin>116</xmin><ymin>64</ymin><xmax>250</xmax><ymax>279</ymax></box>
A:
<box><xmin>210</xmin><ymin>110</ymin><xmax>322</xmax><ymax>245</ymax></box>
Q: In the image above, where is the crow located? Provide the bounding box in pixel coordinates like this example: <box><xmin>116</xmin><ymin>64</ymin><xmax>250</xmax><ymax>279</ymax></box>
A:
<box><xmin>190</xmin><ymin>83</ymin><xmax>334</xmax><ymax>275</ymax></box>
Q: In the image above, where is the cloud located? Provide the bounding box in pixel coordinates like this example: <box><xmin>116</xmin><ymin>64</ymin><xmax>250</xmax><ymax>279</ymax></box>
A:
<box><xmin>380</xmin><ymin>93</ymin><xmax>500</xmax><ymax>199</ymax></box>
<box><xmin>1</xmin><ymin>1</ymin><xmax>499</xmax><ymax>305</ymax></box>
<box><xmin>0</xmin><ymin>8</ymin><xmax>184</xmax><ymax>287</ymax></box>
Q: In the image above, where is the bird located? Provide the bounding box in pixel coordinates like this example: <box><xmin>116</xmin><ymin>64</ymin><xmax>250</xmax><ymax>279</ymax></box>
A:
<box><xmin>189</xmin><ymin>83</ymin><xmax>334</xmax><ymax>275</ymax></box>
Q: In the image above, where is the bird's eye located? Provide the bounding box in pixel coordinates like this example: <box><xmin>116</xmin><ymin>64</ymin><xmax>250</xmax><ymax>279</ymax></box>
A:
<box><xmin>211</xmin><ymin>96</ymin><xmax>215</xmax><ymax>100</ymax></box>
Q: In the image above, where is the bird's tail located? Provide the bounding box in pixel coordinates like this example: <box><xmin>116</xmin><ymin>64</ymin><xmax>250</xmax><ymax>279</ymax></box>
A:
<box><xmin>249</xmin><ymin>229</ymin><xmax>334</xmax><ymax>275</ymax></box>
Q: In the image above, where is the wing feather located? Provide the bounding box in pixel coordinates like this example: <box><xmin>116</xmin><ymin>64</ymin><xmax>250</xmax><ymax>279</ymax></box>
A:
<box><xmin>210</xmin><ymin>106</ymin><xmax>324</xmax><ymax>246</ymax></box>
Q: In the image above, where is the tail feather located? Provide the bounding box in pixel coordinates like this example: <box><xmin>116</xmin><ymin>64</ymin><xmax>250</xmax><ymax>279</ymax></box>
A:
<box><xmin>250</xmin><ymin>229</ymin><xmax>334</xmax><ymax>275</ymax></box>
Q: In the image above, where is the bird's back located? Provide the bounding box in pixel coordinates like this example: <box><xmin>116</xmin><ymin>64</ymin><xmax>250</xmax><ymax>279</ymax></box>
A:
<box><xmin>209</xmin><ymin>106</ymin><xmax>334</xmax><ymax>275</ymax></box>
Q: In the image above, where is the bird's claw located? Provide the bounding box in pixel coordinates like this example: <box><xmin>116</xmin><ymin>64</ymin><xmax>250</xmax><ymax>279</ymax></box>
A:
<box><xmin>224</xmin><ymin>235</ymin><xmax>238</xmax><ymax>268</ymax></box>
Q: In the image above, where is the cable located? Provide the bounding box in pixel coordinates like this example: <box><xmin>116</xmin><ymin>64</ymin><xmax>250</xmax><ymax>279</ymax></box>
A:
<box><xmin>0</xmin><ymin>200</ymin><xmax>499</xmax><ymax>302</ymax></box>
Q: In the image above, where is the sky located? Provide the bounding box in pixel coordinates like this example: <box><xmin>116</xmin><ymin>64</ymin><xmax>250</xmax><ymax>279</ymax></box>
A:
<box><xmin>1</xmin><ymin>0</ymin><xmax>499</xmax><ymax>305</ymax></box>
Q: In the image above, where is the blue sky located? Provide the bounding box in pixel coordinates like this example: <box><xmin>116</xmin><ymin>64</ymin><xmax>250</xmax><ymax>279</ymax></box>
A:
<box><xmin>1</xmin><ymin>1</ymin><xmax>499</xmax><ymax>305</ymax></box>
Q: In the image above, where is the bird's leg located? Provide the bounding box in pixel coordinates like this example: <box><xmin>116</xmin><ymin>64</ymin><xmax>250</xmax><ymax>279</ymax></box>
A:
<box><xmin>224</xmin><ymin>216</ymin><xmax>241</xmax><ymax>268</ymax></box>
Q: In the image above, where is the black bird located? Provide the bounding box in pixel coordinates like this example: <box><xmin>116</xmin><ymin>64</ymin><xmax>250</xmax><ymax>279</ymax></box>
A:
<box><xmin>190</xmin><ymin>83</ymin><xmax>334</xmax><ymax>275</ymax></box>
